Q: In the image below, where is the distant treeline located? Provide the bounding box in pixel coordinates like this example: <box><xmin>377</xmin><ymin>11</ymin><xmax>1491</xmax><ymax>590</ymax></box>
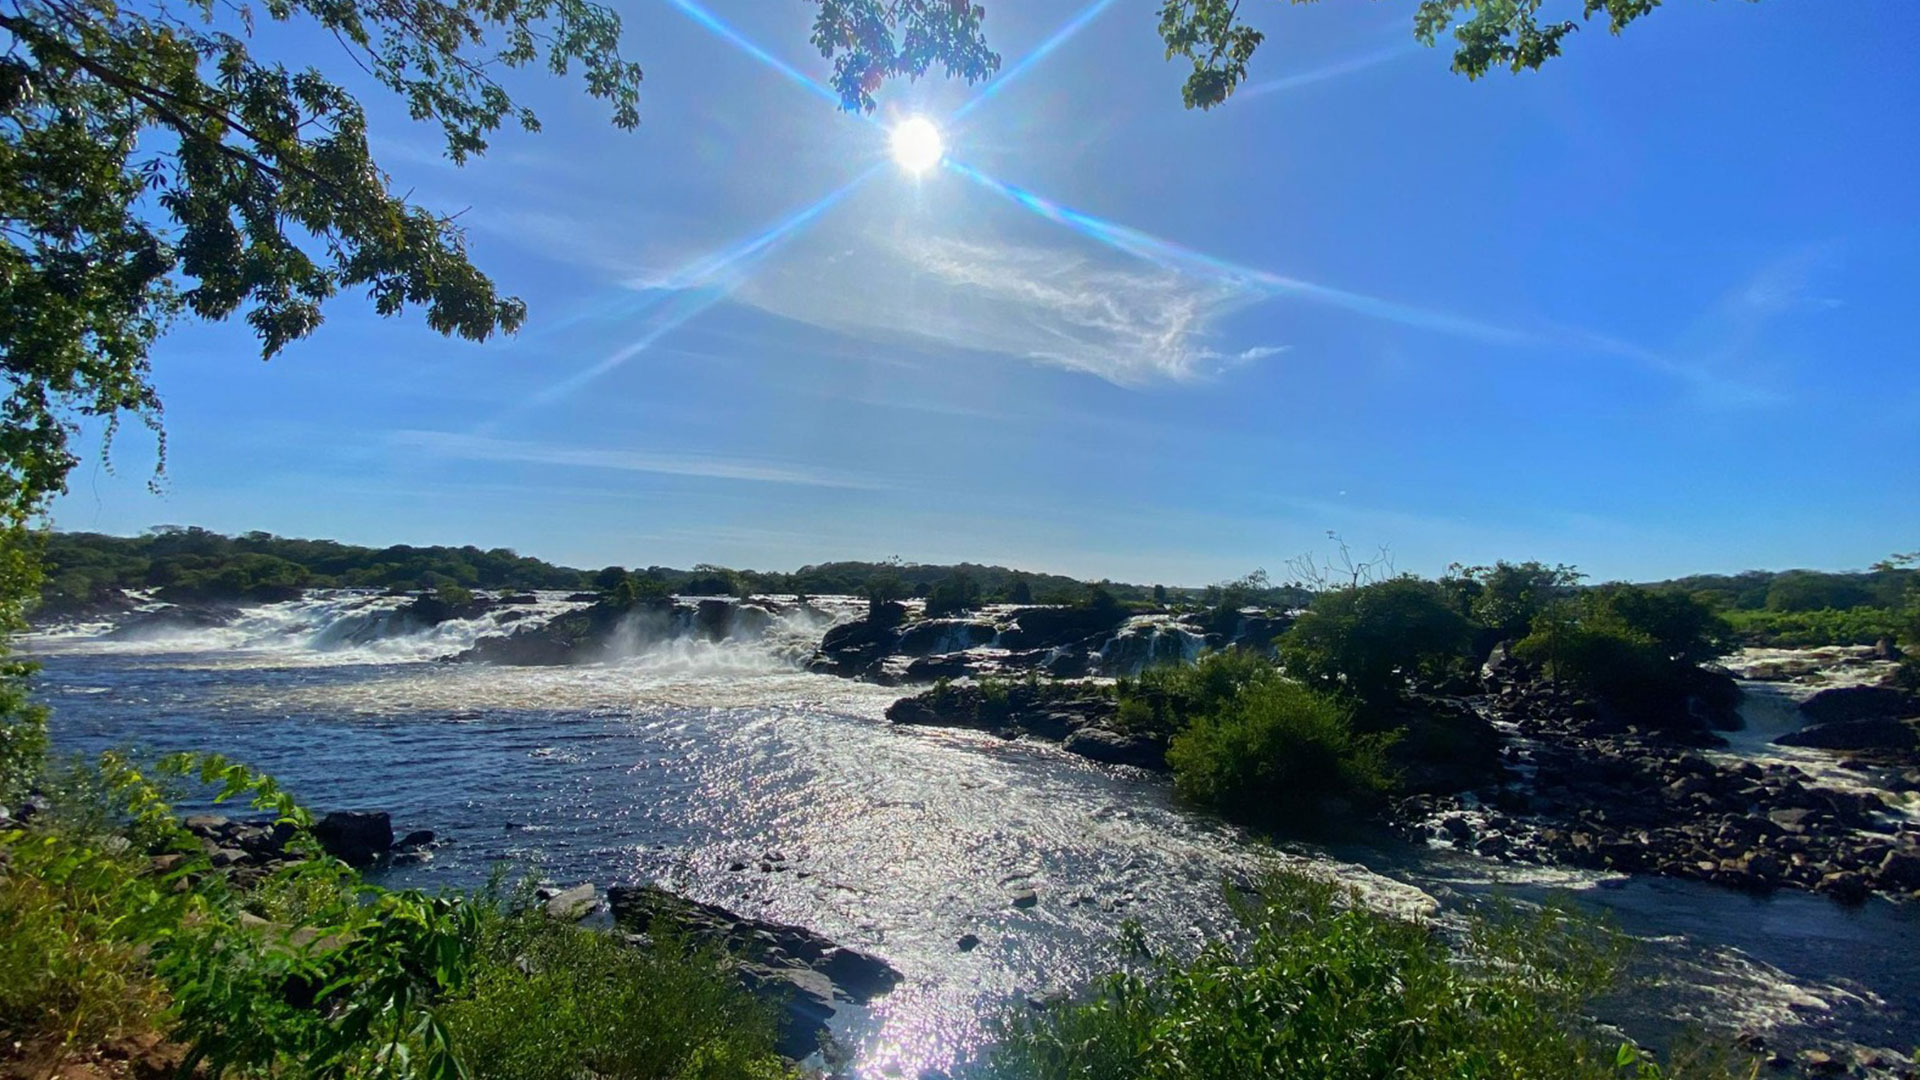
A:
<box><xmin>37</xmin><ymin>527</ymin><xmax>1918</xmax><ymax>650</ymax></box>
<box><xmin>34</xmin><ymin>527</ymin><xmax>1219</xmax><ymax>612</ymax></box>
<box><xmin>1645</xmin><ymin>565</ymin><xmax>1917</xmax><ymax>647</ymax></box>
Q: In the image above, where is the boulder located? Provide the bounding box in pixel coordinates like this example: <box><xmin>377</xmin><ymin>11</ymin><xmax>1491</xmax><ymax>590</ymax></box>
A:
<box><xmin>1775</xmin><ymin>717</ymin><xmax>1919</xmax><ymax>753</ymax></box>
<box><xmin>544</xmin><ymin>883</ymin><xmax>599</xmax><ymax>921</ymax></box>
<box><xmin>894</xmin><ymin>618</ymin><xmax>997</xmax><ymax>656</ymax></box>
<box><xmin>311</xmin><ymin>811</ymin><xmax>392</xmax><ymax>867</ymax></box>
<box><xmin>1799</xmin><ymin>685</ymin><xmax>1920</xmax><ymax>726</ymax></box>
<box><xmin>737</xmin><ymin>962</ymin><xmax>837</xmax><ymax>1061</ymax></box>
<box><xmin>607</xmin><ymin>884</ymin><xmax>900</xmax><ymax>1004</ymax></box>
<box><xmin>810</xmin><ymin>615</ymin><xmax>902</xmax><ymax>679</ymax></box>
<box><xmin>1061</xmin><ymin>727</ymin><xmax>1166</xmax><ymax>770</ymax></box>
<box><xmin>998</xmin><ymin>605</ymin><xmax>1128</xmax><ymax>650</ymax></box>
<box><xmin>1879</xmin><ymin>849</ymin><xmax>1920</xmax><ymax>890</ymax></box>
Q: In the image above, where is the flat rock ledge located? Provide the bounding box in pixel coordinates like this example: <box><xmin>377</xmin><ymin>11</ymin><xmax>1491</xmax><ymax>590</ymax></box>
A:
<box><xmin>608</xmin><ymin>884</ymin><xmax>901</xmax><ymax>1061</ymax></box>
<box><xmin>885</xmin><ymin>681</ymin><xmax>1167</xmax><ymax>770</ymax></box>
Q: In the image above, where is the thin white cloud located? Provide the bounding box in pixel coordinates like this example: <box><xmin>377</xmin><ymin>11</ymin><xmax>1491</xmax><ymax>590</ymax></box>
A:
<box><xmin>391</xmin><ymin>430</ymin><xmax>885</xmax><ymax>490</ymax></box>
<box><xmin>1238</xmin><ymin>43</ymin><xmax>1421</xmax><ymax>100</ymax></box>
<box><xmin>735</xmin><ymin>228</ymin><xmax>1283</xmax><ymax>386</ymax></box>
<box><xmin>1571</xmin><ymin>247</ymin><xmax>1841</xmax><ymax>409</ymax></box>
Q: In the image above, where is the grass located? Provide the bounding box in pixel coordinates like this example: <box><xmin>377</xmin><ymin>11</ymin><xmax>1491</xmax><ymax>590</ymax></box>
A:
<box><xmin>989</xmin><ymin>873</ymin><xmax>1755</xmax><ymax>1080</ymax></box>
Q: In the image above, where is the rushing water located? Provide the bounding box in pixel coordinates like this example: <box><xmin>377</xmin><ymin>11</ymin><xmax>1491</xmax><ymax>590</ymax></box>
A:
<box><xmin>24</xmin><ymin>599</ymin><xmax>1920</xmax><ymax>1076</ymax></box>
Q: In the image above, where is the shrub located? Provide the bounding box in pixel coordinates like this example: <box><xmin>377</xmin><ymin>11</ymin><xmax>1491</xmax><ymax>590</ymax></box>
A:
<box><xmin>924</xmin><ymin>573</ymin><xmax>982</xmax><ymax>618</ymax></box>
<box><xmin>1</xmin><ymin>754</ymin><xmax>796</xmax><ymax>1079</ymax></box>
<box><xmin>442</xmin><ymin>909</ymin><xmax>791</xmax><ymax>1080</ymax></box>
<box><xmin>1445</xmin><ymin>561</ymin><xmax>1584</xmax><ymax>642</ymax></box>
<box><xmin>1514</xmin><ymin>586</ymin><xmax>1732</xmax><ymax>719</ymax></box>
<box><xmin>1166</xmin><ymin>680</ymin><xmax>1395</xmax><ymax>827</ymax></box>
<box><xmin>436</xmin><ymin>581</ymin><xmax>476</xmax><ymax>608</ymax></box>
<box><xmin>0</xmin><ymin>830</ymin><xmax>170</xmax><ymax>1053</ymax></box>
<box><xmin>990</xmin><ymin>873</ymin><xmax>1747</xmax><ymax>1080</ymax></box>
<box><xmin>1115</xmin><ymin>649</ymin><xmax>1275</xmax><ymax>738</ymax></box>
<box><xmin>1723</xmin><ymin>607</ymin><xmax>1902</xmax><ymax>647</ymax></box>
<box><xmin>1277</xmin><ymin>577</ymin><xmax>1472</xmax><ymax>708</ymax></box>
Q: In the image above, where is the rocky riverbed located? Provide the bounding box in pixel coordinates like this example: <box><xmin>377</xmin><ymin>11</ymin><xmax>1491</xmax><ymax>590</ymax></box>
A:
<box><xmin>882</xmin><ymin>650</ymin><xmax>1920</xmax><ymax>906</ymax></box>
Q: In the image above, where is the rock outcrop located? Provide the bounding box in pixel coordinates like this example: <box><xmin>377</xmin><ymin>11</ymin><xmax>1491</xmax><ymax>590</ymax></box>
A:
<box><xmin>607</xmin><ymin>884</ymin><xmax>900</xmax><ymax>1060</ymax></box>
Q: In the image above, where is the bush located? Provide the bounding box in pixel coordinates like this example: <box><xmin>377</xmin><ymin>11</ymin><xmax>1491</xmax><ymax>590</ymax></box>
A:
<box><xmin>1166</xmin><ymin>680</ymin><xmax>1395</xmax><ymax>827</ymax></box>
<box><xmin>990</xmin><ymin>873</ymin><xmax>1747</xmax><ymax>1080</ymax></box>
<box><xmin>0</xmin><ymin>754</ymin><xmax>796</xmax><ymax>1079</ymax></box>
<box><xmin>0</xmin><ymin>830</ymin><xmax>170</xmax><ymax>1053</ymax></box>
<box><xmin>1724</xmin><ymin>607</ymin><xmax>1902</xmax><ymax>647</ymax></box>
<box><xmin>1444</xmin><ymin>560</ymin><xmax>1583</xmax><ymax>642</ymax></box>
<box><xmin>924</xmin><ymin>573</ymin><xmax>982</xmax><ymax>618</ymax></box>
<box><xmin>1514</xmin><ymin>586</ymin><xmax>1732</xmax><ymax>718</ymax></box>
<box><xmin>1277</xmin><ymin>578</ymin><xmax>1472</xmax><ymax>708</ymax></box>
<box><xmin>1115</xmin><ymin>650</ymin><xmax>1275</xmax><ymax>738</ymax></box>
<box><xmin>442</xmin><ymin>908</ymin><xmax>790</xmax><ymax>1080</ymax></box>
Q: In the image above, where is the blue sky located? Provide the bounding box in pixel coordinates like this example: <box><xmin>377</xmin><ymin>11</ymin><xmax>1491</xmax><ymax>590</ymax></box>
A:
<box><xmin>52</xmin><ymin>0</ymin><xmax>1920</xmax><ymax>585</ymax></box>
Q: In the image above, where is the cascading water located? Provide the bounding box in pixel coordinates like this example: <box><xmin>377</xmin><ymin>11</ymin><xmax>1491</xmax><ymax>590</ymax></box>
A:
<box><xmin>26</xmin><ymin>591</ymin><xmax>860</xmax><ymax>671</ymax></box>
<box><xmin>1097</xmin><ymin>614</ymin><xmax>1205</xmax><ymax>675</ymax></box>
<box><xmin>21</xmin><ymin>615</ymin><xmax>1920</xmax><ymax>1076</ymax></box>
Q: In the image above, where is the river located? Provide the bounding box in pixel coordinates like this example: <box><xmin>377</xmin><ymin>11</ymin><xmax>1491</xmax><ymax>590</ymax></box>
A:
<box><xmin>25</xmin><ymin>594</ymin><xmax>1920</xmax><ymax>1077</ymax></box>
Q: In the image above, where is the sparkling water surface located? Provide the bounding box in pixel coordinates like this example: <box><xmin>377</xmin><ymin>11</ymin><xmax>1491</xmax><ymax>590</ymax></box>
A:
<box><xmin>26</xmin><ymin>610</ymin><xmax>1920</xmax><ymax>1076</ymax></box>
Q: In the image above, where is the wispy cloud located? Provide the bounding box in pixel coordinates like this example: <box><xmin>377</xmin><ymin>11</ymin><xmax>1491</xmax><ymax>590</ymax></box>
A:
<box><xmin>1237</xmin><ymin>43</ymin><xmax>1421</xmax><ymax>100</ymax></box>
<box><xmin>735</xmin><ymin>229</ymin><xmax>1283</xmax><ymax>385</ymax></box>
<box><xmin>391</xmin><ymin>431</ymin><xmax>885</xmax><ymax>490</ymax></box>
<box><xmin>1572</xmin><ymin>247</ymin><xmax>1841</xmax><ymax>408</ymax></box>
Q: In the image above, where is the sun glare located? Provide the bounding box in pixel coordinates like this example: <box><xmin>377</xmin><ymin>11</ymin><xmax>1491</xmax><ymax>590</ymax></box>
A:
<box><xmin>890</xmin><ymin>117</ymin><xmax>945</xmax><ymax>174</ymax></box>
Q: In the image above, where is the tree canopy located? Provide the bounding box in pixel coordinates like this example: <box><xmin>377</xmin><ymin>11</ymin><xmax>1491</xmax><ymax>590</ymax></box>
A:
<box><xmin>816</xmin><ymin>1</ymin><xmax>1757</xmax><ymax>114</ymax></box>
<box><xmin>1</xmin><ymin>0</ymin><xmax>645</xmax><ymax>542</ymax></box>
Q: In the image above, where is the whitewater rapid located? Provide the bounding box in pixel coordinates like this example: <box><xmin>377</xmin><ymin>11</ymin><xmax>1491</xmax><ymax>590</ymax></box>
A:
<box><xmin>23</xmin><ymin>600</ymin><xmax>1920</xmax><ymax>1075</ymax></box>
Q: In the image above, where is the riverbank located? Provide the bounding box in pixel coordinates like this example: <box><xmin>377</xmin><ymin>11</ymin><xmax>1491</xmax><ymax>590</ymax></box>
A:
<box><xmin>880</xmin><ymin>651</ymin><xmax>1920</xmax><ymax>906</ymax></box>
<box><xmin>21</xmin><ymin>599</ymin><xmax>1920</xmax><ymax>1076</ymax></box>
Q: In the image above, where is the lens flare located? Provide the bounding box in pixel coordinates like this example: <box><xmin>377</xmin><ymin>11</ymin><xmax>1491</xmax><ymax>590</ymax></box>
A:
<box><xmin>890</xmin><ymin>117</ymin><xmax>945</xmax><ymax>174</ymax></box>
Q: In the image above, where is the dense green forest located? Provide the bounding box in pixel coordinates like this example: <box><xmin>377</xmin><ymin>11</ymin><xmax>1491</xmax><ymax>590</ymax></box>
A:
<box><xmin>40</xmin><ymin>528</ymin><xmax>1917</xmax><ymax>652</ymax></box>
<box><xmin>35</xmin><ymin>527</ymin><xmax>1206</xmax><ymax>611</ymax></box>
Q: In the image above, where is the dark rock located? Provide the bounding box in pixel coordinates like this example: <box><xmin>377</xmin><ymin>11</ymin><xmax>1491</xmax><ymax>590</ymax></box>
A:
<box><xmin>1799</xmin><ymin>685</ymin><xmax>1920</xmax><ymax>726</ymax></box>
<box><xmin>997</xmin><ymin>605</ymin><xmax>1129</xmax><ymax>651</ymax></box>
<box><xmin>737</xmin><ymin>962</ymin><xmax>837</xmax><ymax>1060</ymax></box>
<box><xmin>1061</xmin><ymin>727</ymin><xmax>1166</xmax><ymax>770</ymax></box>
<box><xmin>1816</xmin><ymin>870</ymin><xmax>1871</xmax><ymax>905</ymax></box>
<box><xmin>607</xmin><ymin>883</ymin><xmax>900</xmax><ymax>1003</ymax></box>
<box><xmin>311</xmin><ymin>810</ymin><xmax>392</xmax><ymax>867</ymax></box>
<box><xmin>1775</xmin><ymin>717</ymin><xmax>1919</xmax><ymax>753</ymax></box>
<box><xmin>396</xmin><ymin>829</ymin><xmax>436</xmax><ymax>849</ymax></box>
<box><xmin>103</xmin><ymin>603</ymin><xmax>241</xmax><ymax>640</ymax></box>
<box><xmin>1384</xmin><ymin>700</ymin><xmax>1504</xmax><ymax>794</ymax></box>
<box><xmin>1880</xmin><ymin>849</ymin><xmax>1920</xmax><ymax>890</ymax></box>
<box><xmin>895</xmin><ymin>618</ymin><xmax>997</xmax><ymax>656</ymax></box>
<box><xmin>817</xmin><ymin>946</ymin><xmax>901</xmax><ymax>1001</ymax></box>
<box><xmin>956</xmin><ymin>933</ymin><xmax>981</xmax><ymax>952</ymax></box>
<box><xmin>811</xmin><ymin>615</ymin><xmax>902</xmax><ymax>679</ymax></box>
<box><xmin>1010</xmin><ymin>889</ymin><xmax>1039</xmax><ymax>909</ymax></box>
<box><xmin>182</xmin><ymin>814</ymin><xmax>231</xmax><ymax>837</ymax></box>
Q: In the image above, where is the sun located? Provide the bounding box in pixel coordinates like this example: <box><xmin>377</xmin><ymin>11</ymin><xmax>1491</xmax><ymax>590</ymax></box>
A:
<box><xmin>889</xmin><ymin>117</ymin><xmax>945</xmax><ymax>175</ymax></box>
